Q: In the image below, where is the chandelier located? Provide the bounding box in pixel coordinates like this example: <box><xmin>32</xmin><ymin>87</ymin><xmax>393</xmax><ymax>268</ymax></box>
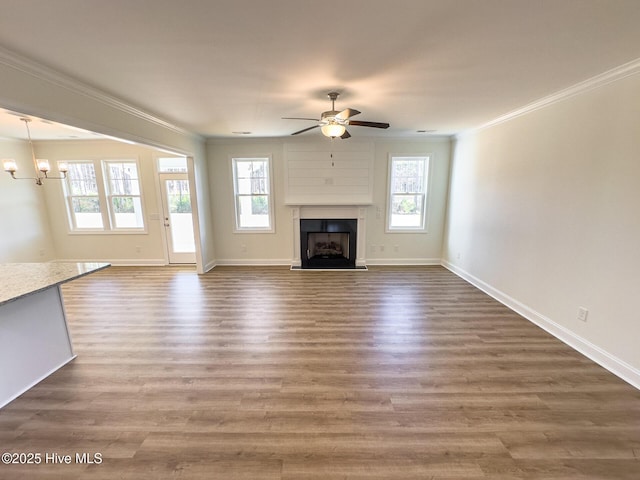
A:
<box><xmin>2</xmin><ymin>118</ymin><xmax>68</xmax><ymax>185</ymax></box>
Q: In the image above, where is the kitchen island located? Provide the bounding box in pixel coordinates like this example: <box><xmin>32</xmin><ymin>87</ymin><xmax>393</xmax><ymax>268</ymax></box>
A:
<box><xmin>0</xmin><ymin>262</ymin><xmax>110</xmax><ymax>408</ymax></box>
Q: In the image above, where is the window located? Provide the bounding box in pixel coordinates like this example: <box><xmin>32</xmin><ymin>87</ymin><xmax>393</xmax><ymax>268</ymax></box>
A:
<box><xmin>158</xmin><ymin>156</ymin><xmax>188</xmax><ymax>173</ymax></box>
<box><xmin>232</xmin><ymin>156</ymin><xmax>274</xmax><ymax>232</ymax></box>
<box><xmin>104</xmin><ymin>161</ymin><xmax>144</xmax><ymax>229</ymax></box>
<box><xmin>62</xmin><ymin>159</ymin><xmax>145</xmax><ymax>232</ymax></box>
<box><xmin>387</xmin><ymin>155</ymin><xmax>430</xmax><ymax>231</ymax></box>
<box><xmin>65</xmin><ymin>162</ymin><xmax>104</xmax><ymax>229</ymax></box>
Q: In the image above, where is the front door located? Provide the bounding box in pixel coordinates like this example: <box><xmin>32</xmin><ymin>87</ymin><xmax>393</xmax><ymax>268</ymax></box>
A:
<box><xmin>159</xmin><ymin>173</ymin><xmax>196</xmax><ymax>264</ymax></box>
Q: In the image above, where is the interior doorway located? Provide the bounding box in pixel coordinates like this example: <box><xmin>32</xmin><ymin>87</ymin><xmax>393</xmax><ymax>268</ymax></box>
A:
<box><xmin>158</xmin><ymin>158</ymin><xmax>196</xmax><ymax>264</ymax></box>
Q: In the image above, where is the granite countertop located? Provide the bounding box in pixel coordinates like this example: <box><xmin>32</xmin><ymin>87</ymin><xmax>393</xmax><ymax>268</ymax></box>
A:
<box><xmin>0</xmin><ymin>262</ymin><xmax>110</xmax><ymax>306</ymax></box>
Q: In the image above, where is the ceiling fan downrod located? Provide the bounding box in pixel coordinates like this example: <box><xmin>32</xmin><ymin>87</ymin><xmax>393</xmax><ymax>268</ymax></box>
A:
<box><xmin>327</xmin><ymin>91</ymin><xmax>340</xmax><ymax>112</ymax></box>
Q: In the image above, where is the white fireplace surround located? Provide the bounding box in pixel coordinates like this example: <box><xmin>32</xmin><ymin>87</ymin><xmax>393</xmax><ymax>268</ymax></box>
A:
<box><xmin>292</xmin><ymin>206</ymin><xmax>367</xmax><ymax>268</ymax></box>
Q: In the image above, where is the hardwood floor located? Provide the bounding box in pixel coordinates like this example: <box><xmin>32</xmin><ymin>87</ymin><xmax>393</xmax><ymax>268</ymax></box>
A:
<box><xmin>1</xmin><ymin>265</ymin><xmax>639</xmax><ymax>479</ymax></box>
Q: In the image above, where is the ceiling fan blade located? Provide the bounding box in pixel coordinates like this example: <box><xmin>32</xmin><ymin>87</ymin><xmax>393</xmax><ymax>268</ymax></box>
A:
<box><xmin>347</xmin><ymin>120</ymin><xmax>390</xmax><ymax>129</ymax></box>
<box><xmin>291</xmin><ymin>125</ymin><xmax>320</xmax><ymax>135</ymax></box>
<box><xmin>340</xmin><ymin>130</ymin><xmax>351</xmax><ymax>139</ymax></box>
<box><xmin>282</xmin><ymin>117</ymin><xmax>320</xmax><ymax>121</ymax></box>
<box><xmin>335</xmin><ymin>108</ymin><xmax>361</xmax><ymax>121</ymax></box>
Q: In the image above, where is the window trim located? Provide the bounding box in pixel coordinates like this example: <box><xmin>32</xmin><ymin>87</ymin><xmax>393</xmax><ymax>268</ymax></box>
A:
<box><xmin>62</xmin><ymin>157</ymin><xmax>147</xmax><ymax>234</ymax></box>
<box><xmin>62</xmin><ymin>160</ymin><xmax>109</xmax><ymax>233</ymax></box>
<box><xmin>157</xmin><ymin>156</ymin><xmax>188</xmax><ymax>173</ymax></box>
<box><xmin>102</xmin><ymin>159</ymin><xmax>146</xmax><ymax>232</ymax></box>
<box><xmin>386</xmin><ymin>154</ymin><xmax>431</xmax><ymax>233</ymax></box>
<box><xmin>231</xmin><ymin>155</ymin><xmax>275</xmax><ymax>233</ymax></box>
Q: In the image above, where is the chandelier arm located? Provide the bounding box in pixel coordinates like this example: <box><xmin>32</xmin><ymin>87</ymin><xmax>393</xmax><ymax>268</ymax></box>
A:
<box><xmin>42</xmin><ymin>172</ymin><xmax>67</xmax><ymax>180</ymax></box>
<box><xmin>3</xmin><ymin>118</ymin><xmax>66</xmax><ymax>185</ymax></box>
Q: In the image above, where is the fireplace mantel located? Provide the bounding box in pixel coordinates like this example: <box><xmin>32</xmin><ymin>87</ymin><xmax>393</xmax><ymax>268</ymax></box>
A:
<box><xmin>291</xmin><ymin>205</ymin><xmax>367</xmax><ymax>268</ymax></box>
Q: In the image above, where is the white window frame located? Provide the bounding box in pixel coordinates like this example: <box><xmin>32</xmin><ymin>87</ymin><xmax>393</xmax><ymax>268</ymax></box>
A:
<box><xmin>62</xmin><ymin>158</ymin><xmax>146</xmax><ymax>234</ymax></box>
<box><xmin>102</xmin><ymin>160</ymin><xmax>146</xmax><ymax>231</ymax></box>
<box><xmin>231</xmin><ymin>156</ymin><xmax>275</xmax><ymax>233</ymax></box>
<box><xmin>386</xmin><ymin>154</ymin><xmax>431</xmax><ymax>232</ymax></box>
<box><xmin>62</xmin><ymin>160</ymin><xmax>107</xmax><ymax>232</ymax></box>
<box><xmin>157</xmin><ymin>156</ymin><xmax>188</xmax><ymax>173</ymax></box>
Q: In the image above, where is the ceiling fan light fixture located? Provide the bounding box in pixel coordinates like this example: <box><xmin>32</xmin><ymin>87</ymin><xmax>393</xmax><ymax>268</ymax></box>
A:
<box><xmin>321</xmin><ymin>123</ymin><xmax>346</xmax><ymax>138</ymax></box>
<box><xmin>286</xmin><ymin>91</ymin><xmax>388</xmax><ymax>138</ymax></box>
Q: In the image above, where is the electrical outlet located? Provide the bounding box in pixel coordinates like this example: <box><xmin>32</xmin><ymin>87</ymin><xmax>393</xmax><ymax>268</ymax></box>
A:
<box><xmin>393</xmin><ymin>245</ymin><xmax>399</xmax><ymax>253</ymax></box>
<box><xmin>577</xmin><ymin>307</ymin><xmax>588</xmax><ymax>322</ymax></box>
<box><xmin>135</xmin><ymin>245</ymin><xmax>141</xmax><ymax>253</ymax></box>
<box><xmin>241</xmin><ymin>244</ymin><xmax>247</xmax><ymax>253</ymax></box>
<box><xmin>379</xmin><ymin>245</ymin><xmax>385</xmax><ymax>252</ymax></box>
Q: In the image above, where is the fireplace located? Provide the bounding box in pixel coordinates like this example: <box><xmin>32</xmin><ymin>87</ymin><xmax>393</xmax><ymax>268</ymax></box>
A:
<box><xmin>300</xmin><ymin>218</ymin><xmax>357</xmax><ymax>269</ymax></box>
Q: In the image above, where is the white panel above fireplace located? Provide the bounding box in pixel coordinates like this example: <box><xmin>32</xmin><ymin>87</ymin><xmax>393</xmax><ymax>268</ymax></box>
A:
<box><xmin>284</xmin><ymin>142</ymin><xmax>374</xmax><ymax>205</ymax></box>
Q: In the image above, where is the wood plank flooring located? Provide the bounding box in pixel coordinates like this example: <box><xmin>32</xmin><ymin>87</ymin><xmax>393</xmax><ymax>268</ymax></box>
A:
<box><xmin>1</xmin><ymin>265</ymin><xmax>639</xmax><ymax>479</ymax></box>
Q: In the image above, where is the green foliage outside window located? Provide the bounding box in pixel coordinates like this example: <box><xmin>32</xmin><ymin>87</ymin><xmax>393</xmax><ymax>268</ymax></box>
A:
<box><xmin>251</xmin><ymin>196</ymin><xmax>268</xmax><ymax>215</ymax></box>
<box><xmin>396</xmin><ymin>197</ymin><xmax>418</xmax><ymax>214</ymax></box>
<box><xmin>170</xmin><ymin>195</ymin><xmax>192</xmax><ymax>213</ymax></box>
<box><xmin>112</xmin><ymin>197</ymin><xmax>135</xmax><ymax>213</ymax></box>
<box><xmin>72</xmin><ymin>197</ymin><xmax>100</xmax><ymax>213</ymax></box>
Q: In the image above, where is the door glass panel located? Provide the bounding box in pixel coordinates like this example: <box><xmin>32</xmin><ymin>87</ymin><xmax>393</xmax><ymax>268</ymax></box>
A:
<box><xmin>166</xmin><ymin>179</ymin><xmax>195</xmax><ymax>253</ymax></box>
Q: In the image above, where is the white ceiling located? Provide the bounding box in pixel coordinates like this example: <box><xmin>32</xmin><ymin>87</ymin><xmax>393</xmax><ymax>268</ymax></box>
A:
<box><xmin>0</xmin><ymin>0</ymin><xmax>639</xmax><ymax>140</ymax></box>
<box><xmin>0</xmin><ymin>109</ymin><xmax>105</xmax><ymax>141</ymax></box>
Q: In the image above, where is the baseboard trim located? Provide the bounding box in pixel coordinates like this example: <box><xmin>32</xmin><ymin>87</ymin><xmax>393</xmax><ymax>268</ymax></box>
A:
<box><xmin>441</xmin><ymin>260</ymin><xmax>640</xmax><ymax>391</ymax></box>
<box><xmin>214</xmin><ymin>259</ymin><xmax>292</xmax><ymax>266</ymax></box>
<box><xmin>203</xmin><ymin>260</ymin><xmax>217</xmax><ymax>273</ymax></box>
<box><xmin>365</xmin><ymin>258</ymin><xmax>442</xmax><ymax>266</ymax></box>
<box><xmin>55</xmin><ymin>258</ymin><xmax>166</xmax><ymax>267</ymax></box>
<box><xmin>209</xmin><ymin>258</ymin><xmax>441</xmax><ymax>268</ymax></box>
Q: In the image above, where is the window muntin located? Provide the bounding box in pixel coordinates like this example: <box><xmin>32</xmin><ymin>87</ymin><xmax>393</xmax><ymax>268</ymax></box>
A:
<box><xmin>232</xmin><ymin>157</ymin><xmax>273</xmax><ymax>232</ymax></box>
<box><xmin>387</xmin><ymin>155</ymin><xmax>430</xmax><ymax>231</ymax></box>
<box><xmin>62</xmin><ymin>159</ymin><xmax>145</xmax><ymax>232</ymax></box>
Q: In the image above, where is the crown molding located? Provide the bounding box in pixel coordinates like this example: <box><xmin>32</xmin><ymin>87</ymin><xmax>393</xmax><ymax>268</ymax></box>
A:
<box><xmin>459</xmin><ymin>56</ymin><xmax>640</xmax><ymax>138</ymax></box>
<box><xmin>0</xmin><ymin>45</ymin><xmax>197</xmax><ymax>139</ymax></box>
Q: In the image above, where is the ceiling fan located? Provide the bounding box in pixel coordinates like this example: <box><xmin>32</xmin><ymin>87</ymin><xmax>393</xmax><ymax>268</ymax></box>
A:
<box><xmin>283</xmin><ymin>92</ymin><xmax>390</xmax><ymax>139</ymax></box>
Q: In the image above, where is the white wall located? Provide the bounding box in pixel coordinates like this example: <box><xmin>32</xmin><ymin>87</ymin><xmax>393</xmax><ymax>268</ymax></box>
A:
<box><xmin>207</xmin><ymin>137</ymin><xmax>451</xmax><ymax>265</ymax></box>
<box><xmin>368</xmin><ymin>138</ymin><xmax>451</xmax><ymax>264</ymax></box>
<box><xmin>0</xmin><ymin>50</ymin><xmax>215</xmax><ymax>272</ymax></box>
<box><xmin>208</xmin><ymin>139</ymin><xmax>290</xmax><ymax>264</ymax></box>
<box><xmin>34</xmin><ymin>140</ymin><xmax>170</xmax><ymax>264</ymax></box>
<box><xmin>443</xmin><ymin>72</ymin><xmax>640</xmax><ymax>386</ymax></box>
<box><xmin>0</xmin><ymin>139</ymin><xmax>55</xmax><ymax>262</ymax></box>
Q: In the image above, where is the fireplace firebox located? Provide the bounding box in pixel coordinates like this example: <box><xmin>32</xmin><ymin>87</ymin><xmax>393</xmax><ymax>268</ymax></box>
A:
<box><xmin>300</xmin><ymin>219</ymin><xmax>357</xmax><ymax>269</ymax></box>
